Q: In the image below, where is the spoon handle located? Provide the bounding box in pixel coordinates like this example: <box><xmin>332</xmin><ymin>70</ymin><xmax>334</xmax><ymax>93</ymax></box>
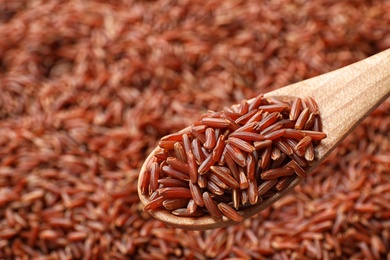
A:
<box><xmin>243</xmin><ymin>49</ymin><xmax>390</xmax><ymax>226</ymax></box>
<box><xmin>267</xmin><ymin>48</ymin><xmax>390</xmax><ymax>163</ymax></box>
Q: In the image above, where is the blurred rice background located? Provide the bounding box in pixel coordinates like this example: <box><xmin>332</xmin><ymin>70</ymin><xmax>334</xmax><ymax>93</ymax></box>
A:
<box><xmin>0</xmin><ymin>0</ymin><xmax>389</xmax><ymax>259</ymax></box>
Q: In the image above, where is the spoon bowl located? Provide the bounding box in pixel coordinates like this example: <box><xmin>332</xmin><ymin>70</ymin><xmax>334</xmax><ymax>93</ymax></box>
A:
<box><xmin>138</xmin><ymin>48</ymin><xmax>390</xmax><ymax>230</ymax></box>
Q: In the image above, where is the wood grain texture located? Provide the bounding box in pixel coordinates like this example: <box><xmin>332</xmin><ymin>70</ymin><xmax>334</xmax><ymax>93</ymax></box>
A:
<box><xmin>138</xmin><ymin>48</ymin><xmax>390</xmax><ymax>230</ymax></box>
<box><xmin>266</xmin><ymin>47</ymin><xmax>390</xmax><ymax>165</ymax></box>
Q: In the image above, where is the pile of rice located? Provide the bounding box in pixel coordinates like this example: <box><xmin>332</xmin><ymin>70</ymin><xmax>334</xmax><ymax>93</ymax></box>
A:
<box><xmin>0</xmin><ymin>0</ymin><xmax>389</xmax><ymax>259</ymax></box>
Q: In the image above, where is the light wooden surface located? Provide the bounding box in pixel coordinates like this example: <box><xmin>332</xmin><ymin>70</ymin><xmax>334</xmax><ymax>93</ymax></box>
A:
<box><xmin>138</xmin><ymin>48</ymin><xmax>390</xmax><ymax>230</ymax></box>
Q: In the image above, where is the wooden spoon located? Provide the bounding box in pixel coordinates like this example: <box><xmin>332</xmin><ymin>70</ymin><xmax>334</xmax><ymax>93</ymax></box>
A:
<box><xmin>138</xmin><ymin>48</ymin><xmax>390</xmax><ymax>231</ymax></box>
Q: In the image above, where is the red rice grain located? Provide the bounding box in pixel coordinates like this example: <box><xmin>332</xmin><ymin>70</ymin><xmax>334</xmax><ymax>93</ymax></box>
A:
<box><xmin>187</xmin><ymin>199</ymin><xmax>198</xmax><ymax>214</ymax></box>
<box><xmin>217</xmin><ymin>203</ymin><xmax>244</xmax><ymax>222</ymax></box>
<box><xmin>0</xmin><ymin>229</ymin><xmax>18</xmax><ymax>239</ymax></box>
<box><xmin>295</xmin><ymin>108</ymin><xmax>311</xmax><ymax>130</ymax></box>
<box><xmin>227</xmin><ymin>137</ymin><xmax>255</xmax><ymax>153</ymax></box>
<box><xmin>172</xmin><ymin>208</ymin><xmax>204</xmax><ymax>217</ymax></box>
<box><xmin>254</xmin><ymin>140</ymin><xmax>273</xmax><ymax>150</ymax></box>
<box><xmin>248</xmin><ymin>179</ymin><xmax>259</xmax><ymax>204</ymax></box>
<box><xmin>206</xmin><ymin>180</ymin><xmax>225</xmax><ymax>196</ymax></box>
<box><xmin>174</xmin><ymin>142</ymin><xmax>187</xmax><ymax>163</ymax></box>
<box><xmin>163</xmin><ymin>199</ymin><xmax>190</xmax><ymax>211</ymax></box>
<box><xmin>203</xmin><ymin>192</ymin><xmax>223</xmax><ymax>221</ymax></box>
<box><xmin>208</xmin><ymin>173</ymin><xmax>229</xmax><ymax>190</ymax></box>
<box><xmin>290</xmin><ymin>97</ymin><xmax>303</xmax><ymax>121</ymax></box>
<box><xmin>239</xmin><ymin>170</ymin><xmax>249</xmax><ymax>189</ymax></box>
<box><xmin>158</xmin><ymin>178</ymin><xmax>188</xmax><ymax>187</ymax></box>
<box><xmin>198</xmin><ymin>175</ymin><xmax>207</xmax><ymax>189</ymax></box>
<box><xmin>261</xmin><ymin>167</ymin><xmax>295</xmax><ymax>180</ymax></box>
<box><xmin>158</xmin><ymin>187</ymin><xmax>192</xmax><ymax>199</ymax></box>
<box><xmin>235</xmin><ymin>109</ymin><xmax>259</xmax><ymax>125</ymax></box>
<box><xmin>204</xmin><ymin>128</ymin><xmax>216</xmax><ymax>150</ymax></box>
<box><xmin>260</xmin><ymin>146</ymin><xmax>273</xmax><ymax>170</ymax></box>
<box><xmin>189</xmin><ymin>182</ymin><xmax>205</xmax><ymax>207</ymax></box>
<box><xmin>201</xmin><ymin>118</ymin><xmax>231</xmax><ymax>128</ymax></box>
<box><xmin>225</xmin><ymin>143</ymin><xmax>247</xmax><ymax>167</ymax></box>
<box><xmin>0</xmin><ymin>0</ymin><xmax>389</xmax><ymax>258</ymax></box>
<box><xmin>162</xmin><ymin>166</ymin><xmax>189</xmax><ymax>181</ymax></box>
<box><xmin>149</xmin><ymin>161</ymin><xmax>160</xmax><ymax>193</ymax></box>
<box><xmin>255</xmin><ymin>112</ymin><xmax>281</xmax><ymax>131</ymax></box>
<box><xmin>210</xmin><ymin>166</ymin><xmax>240</xmax><ymax>189</ymax></box>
